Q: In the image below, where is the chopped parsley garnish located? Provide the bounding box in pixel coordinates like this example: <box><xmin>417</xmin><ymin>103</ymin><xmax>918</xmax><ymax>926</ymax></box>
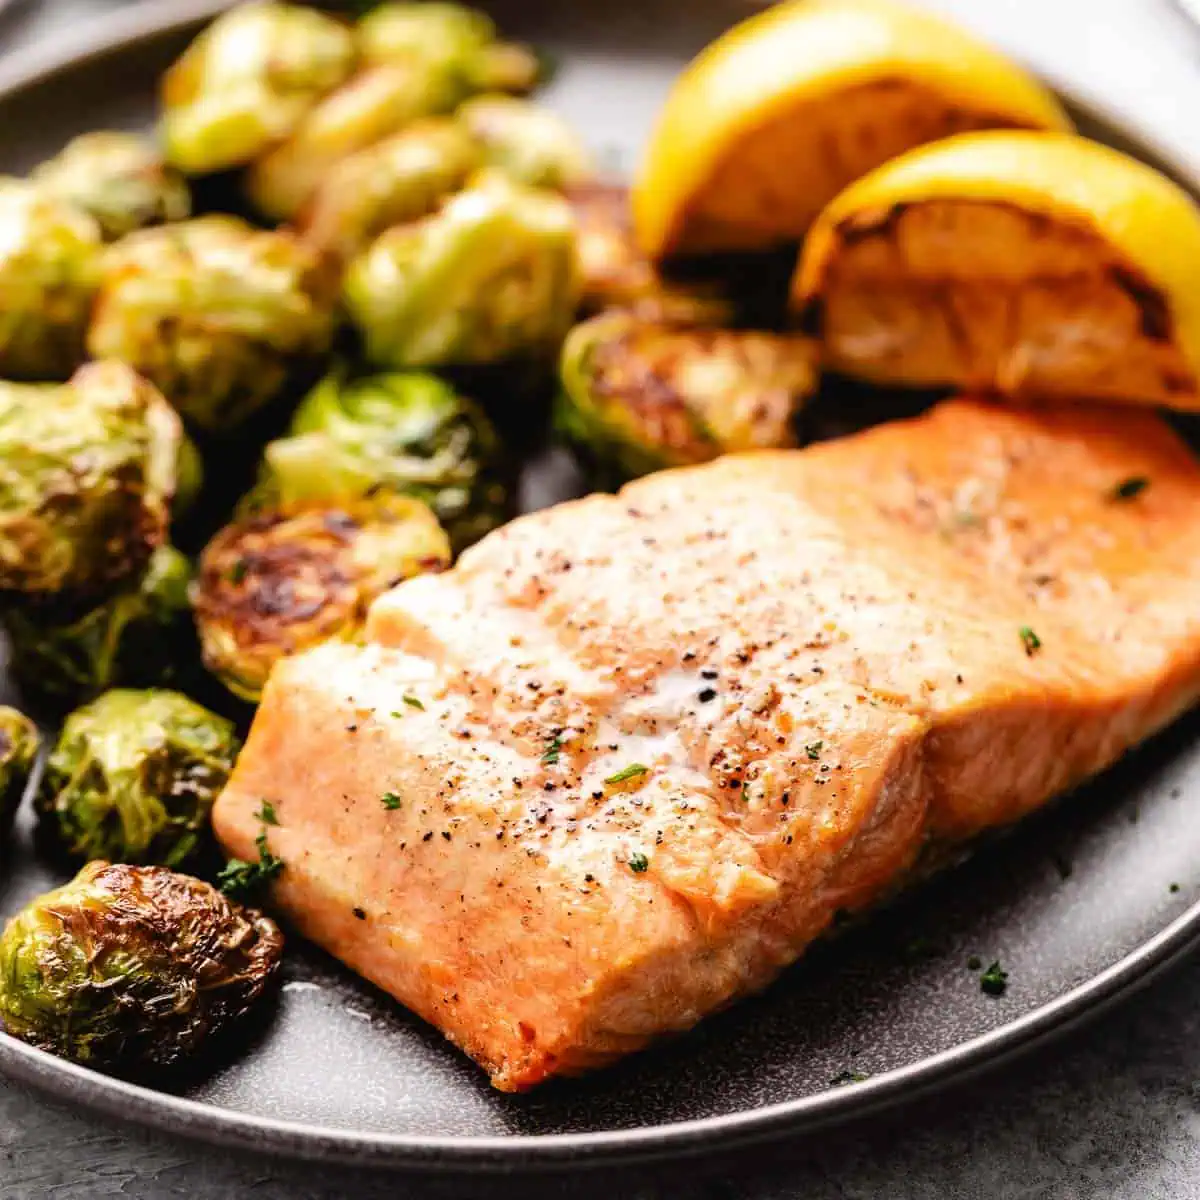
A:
<box><xmin>805</xmin><ymin>740</ymin><xmax>824</xmax><ymax>761</ymax></box>
<box><xmin>256</xmin><ymin>800</ymin><xmax>279</xmax><ymax>826</ymax></box>
<box><xmin>830</xmin><ymin>1070</ymin><xmax>870</xmax><ymax>1086</ymax></box>
<box><xmin>227</xmin><ymin>559</ymin><xmax>248</xmax><ymax>585</ymax></box>
<box><xmin>1019</xmin><ymin>626</ymin><xmax>1042</xmax><ymax>656</ymax></box>
<box><xmin>627</xmin><ymin>852</ymin><xmax>649</xmax><ymax>873</ymax></box>
<box><xmin>979</xmin><ymin>960</ymin><xmax>1009</xmax><ymax>996</ymax></box>
<box><xmin>401</xmin><ymin>694</ymin><xmax>425</xmax><ymax>711</ymax></box>
<box><xmin>381</xmin><ymin>791</ymin><xmax>402</xmax><ymax>810</ymax></box>
<box><xmin>541</xmin><ymin>734</ymin><xmax>564</xmax><ymax>765</ymax></box>
<box><xmin>605</xmin><ymin>762</ymin><xmax>648</xmax><ymax>786</ymax></box>
<box><xmin>1110</xmin><ymin>476</ymin><xmax>1149</xmax><ymax>502</ymax></box>
<box><xmin>217</xmin><ymin>832</ymin><xmax>284</xmax><ymax>903</ymax></box>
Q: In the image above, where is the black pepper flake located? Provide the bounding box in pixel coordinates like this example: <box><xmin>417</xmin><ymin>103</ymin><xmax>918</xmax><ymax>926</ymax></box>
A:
<box><xmin>697</xmin><ymin>687</ymin><xmax>717</xmax><ymax>703</ymax></box>
<box><xmin>353</xmin><ymin>907</ymin><xmax>366</xmax><ymax>920</ymax></box>
<box><xmin>422</xmin><ymin>831</ymin><xmax>434</xmax><ymax>842</ymax></box>
<box><xmin>1109</xmin><ymin>475</ymin><xmax>1149</xmax><ymax>502</ymax></box>
<box><xmin>442</xmin><ymin>831</ymin><xmax>451</xmax><ymax>841</ymax></box>
<box><xmin>345</xmin><ymin>723</ymin><xmax>358</xmax><ymax>733</ymax></box>
<box><xmin>700</xmin><ymin>668</ymin><xmax>718</xmax><ymax>680</ymax></box>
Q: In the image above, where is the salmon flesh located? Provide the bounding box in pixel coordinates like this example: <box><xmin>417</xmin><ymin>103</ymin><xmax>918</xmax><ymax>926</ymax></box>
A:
<box><xmin>214</xmin><ymin>398</ymin><xmax>1200</xmax><ymax>1089</ymax></box>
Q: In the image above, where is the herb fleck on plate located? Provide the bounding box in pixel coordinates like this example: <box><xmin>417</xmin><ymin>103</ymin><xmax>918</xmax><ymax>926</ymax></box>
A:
<box><xmin>605</xmin><ymin>762</ymin><xmax>648</xmax><ymax>786</ymax></box>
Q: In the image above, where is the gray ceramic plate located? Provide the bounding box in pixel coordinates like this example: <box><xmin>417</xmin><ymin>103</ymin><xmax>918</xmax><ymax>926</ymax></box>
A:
<box><xmin>3</xmin><ymin>0</ymin><xmax>1200</xmax><ymax>1173</ymax></box>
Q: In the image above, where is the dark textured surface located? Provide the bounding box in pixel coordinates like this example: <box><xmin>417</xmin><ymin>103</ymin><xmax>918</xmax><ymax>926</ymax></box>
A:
<box><xmin>6</xmin><ymin>0</ymin><xmax>1200</xmax><ymax>1194</ymax></box>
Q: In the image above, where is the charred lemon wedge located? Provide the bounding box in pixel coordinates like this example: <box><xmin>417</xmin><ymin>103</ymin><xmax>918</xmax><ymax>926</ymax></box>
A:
<box><xmin>632</xmin><ymin>0</ymin><xmax>1070</xmax><ymax>259</ymax></box>
<box><xmin>792</xmin><ymin>130</ymin><xmax>1200</xmax><ymax>408</ymax></box>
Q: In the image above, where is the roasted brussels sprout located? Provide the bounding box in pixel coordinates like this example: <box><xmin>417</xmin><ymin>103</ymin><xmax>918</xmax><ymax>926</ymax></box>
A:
<box><xmin>247</xmin><ymin>62</ymin><xmax>463</xmax><ymax>222</ymax></box>
<box><xmin>0</xmin><ymin>179</ymin><xmax>102</xmax><ymax>381</ymax></box>
<box><xmin>193</xmin><ymin>492</ymin><xmax>450</xmax><ymax>702</ymax></box>
<box><xmin>343</xmin><ymin>171</ymin><xmax>579</xmax><ymax>368</ymax></box>
<box><xmin>299</xmin><ymin>118</ymin><xmax>479</xmax><ymax>261</ymax></box>
<box><xmin>0</xmin><ymin>861</ymin><xmax>282</xmax><ymax>1074</ymax></box>
<box><xmin>0</xmin><ymin>362</ymin><xmax>182</xmax><ymax>600</ymax></box>
<box><xmin>36</xmin><ymin>689</ymin><xmax>240</xmax><ymax>867</ymax></box>
<box><xmin>258</xmin><ymin>367</ymin><xmax>507</xmax><ymax>550</ymax></box>
<box><xmin>556</xmin><ymin>311</ymin><xmax>816</xmax><ymax>479</ymax></box>
<box><xmin>161</xmin><ymin>1</ymin><xmax>357</xmax><ymax>175</ymax></box>
<box><xmin>88</xmin><ymin>216</ymin><xmax>337</xmax><ymax>432</ymax></box>
<box><xmin>32</xmin><ymin>133</ymin><xmax>191</xmax><ymax>242</ymax></box>
<box><xmin>468</xmin><ymin>40</ymin><xmax>542</xmax><ymax>96</ymax></box>
<box><xmin>4</xmin><ymin>546</ymin><xmax>194</xmax><ymax>707</ymax></box>
<box><xmin>0</xmin><ymin>708</ymin><xmax>39</xmax><ymax>843</ymax></box>
<box><xmin>458</xmin><ymin>96</ymin><xmax>591</xmax><ymax>190</ymax></box>
<box><xmin>563</xmin><ymin>181</ymin><xmax>734</xmax><ymax>324</ymax></box>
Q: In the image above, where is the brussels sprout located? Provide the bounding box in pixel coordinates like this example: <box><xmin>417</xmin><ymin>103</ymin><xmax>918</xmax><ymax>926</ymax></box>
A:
<box><xmin>0</xmin><ymin>708</ymin><xmax>39</xmax><ymax>842</ymax></box>
<box><xmin>467</xmin><ymin>41</ymin><xmax>542</xmax><ymax>96</ymax></box>
<box><xmin>344</xmin><ymin>170</ymin><xmax>579</xmax><ymax>368</ymax></box>
<box><xmin>161</xmin><ymin>1</ymin><xmax>357</xmax><ymax>175</ymax></box>
<box><xmin>299</xmin><ymin>118</ymin><xmax>479</xmax><ymax>261</ymax></box>
<box><xmin>359</xmin><ymin>3</ymin><xmax>489</xmax><ymax>78</ymax></box>
<box><xmin>556</xmin><ymin>311</ymin><xmax>815</xmax><ymax>480</ymax></box>
<box><xmin>35</xmin><ymin>689</ymin><xmax>240</xmax><ymax>867</ymax></box>
<box><xmin>87</xmin><ymin>216</ymin><xmax>337</xmax><ymax>432</ymax></box>
<box><xmin>193</xmin><ymin>491</ymin><xmax>450</xmax><ymax>702</ymax></box>
<box><xmin>0</xmin><ymin>362</ymin><xmax>182</xmax><ymax>600</ymax></box>
<box><xmin>4</xmin><ymin>546</ymin><xmax>194</xmax><ymax>707</ymax></box>
<box><xmin>257</xmin><ymin>367</ymin><xmax>507</xmax><ymax>550</ymax></box>
<box><xmin>563</xmin><ymin>182</ymin><xmax>734</xmax><ymax>324</ymax></box>
<box><xmin>247</xmin><ymin>62</ymin><xmax>464</xmax><ymax>222</ymax></box>
<box><xmin>0</xmin><ymin>179</ymin><xmax>102</xmax><ymax>381</ymax></box>
<box><xmin>458</xmin><ymin>96</ymin><xmax>591</xmax><ymax>190</ymax></box>
<box><xmin>32</xmin><ymin>133</ymin><xmax>191</xmax><ymax>242</ymax></box>
<box><xmin>0</xmin><ymin>861</ymin><xmax>282</xmax><ymax>1073</ymax></box>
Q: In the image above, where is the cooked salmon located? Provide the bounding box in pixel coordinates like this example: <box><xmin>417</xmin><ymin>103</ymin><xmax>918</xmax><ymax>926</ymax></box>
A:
<box><xmin>213</xmin><ymin>398</ymin><xmax>1200</xmax><ymax>1090</ymax></box>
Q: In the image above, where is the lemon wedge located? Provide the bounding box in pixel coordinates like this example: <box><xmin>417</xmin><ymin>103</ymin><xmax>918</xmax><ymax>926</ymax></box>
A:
<box><xmin>792</xmin><ymin>130</ymin><xmax>1200</xmax><ymax>408</ymax></box>
<box><xmin>631</xmin><ymin>0</ymin><xmax>1070</xmax><ymax>259</ymax></box>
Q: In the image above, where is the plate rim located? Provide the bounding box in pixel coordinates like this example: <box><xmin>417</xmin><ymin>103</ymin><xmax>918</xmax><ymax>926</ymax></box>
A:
<box><xmin>2</xmin><ymin>0</ymin><xmax>1200</xmax><ymax>1171</ymax></box>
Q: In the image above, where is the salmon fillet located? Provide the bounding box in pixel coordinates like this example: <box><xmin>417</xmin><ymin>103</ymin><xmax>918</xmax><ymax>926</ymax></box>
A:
<box><xmin>214</xmin><ymin>398</ymin><xmax>1200</xmax><ymax>1090</ymax></box>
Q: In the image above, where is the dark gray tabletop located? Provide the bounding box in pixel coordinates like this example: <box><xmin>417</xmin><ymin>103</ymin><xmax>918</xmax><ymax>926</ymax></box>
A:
<box><xmin>4</xmin><ymin>1</ymin><xmax>1200</xmax><ymax>1196</ymax></box>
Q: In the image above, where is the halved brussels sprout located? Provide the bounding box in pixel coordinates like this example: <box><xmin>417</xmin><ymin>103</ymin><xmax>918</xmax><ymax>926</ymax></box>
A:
<box><xmin>0</xmin><ymin>179</ymin><xmax>102</xmax><ymax>381</ymax></box>
<box><xmin>556</xmin><ymin>311</ymin><xmax>816</xmax><ymax>479</ymax></box>
<box><xmin>0</xmin><ymin>708</ymin><xmax>39</xmax><ymax>843</ymax></box>
<box><xmin>247</xmin><ymin>62</ymin><xmax>463</xmax><ymax>222</ymax></box>
<box><xmin>467</xmin><ymin>40</ymin><xmax>542</xmax><ymax>96</ymax></box>
<box><xmin>0</xmin><ymin>362</ymin><xmax>181</xmax><ymax>601</ymax></box>
<box><xmin>257</xmin><ymin>368</ymin><xmax>508</xmax><ymax>551</ymax></box>
<box><xmin>35</xmin><ymin>689</ymin><xmax>240</xmax><ymax>867</ymax></box>
<box><xmin>33</xmin><ymin>132</ymin><xmax>191</xmax><ymax>242</ymax></box>
<box><xmin>4</xmin><ymin>546</ymin><xmax>194</xmax><ymax>707</ymax></box>
<box><xmin>0</xmin><ymin>861</ymin><xmax>282</xmax><ymax>1074</ymax></box>
<box><xmin>88</xmin><ymin>216</ymin><xmax>337</xmax><ymax>432</ymax></box>
<box><xmin>299</xmin><ymin>118</ymin><xmax>479</xmax><ymax>261</ymax></box>
<box><xmin>343</xmin><ymin>171</ymin><xmax>579</xmax><ymax>368</ymax></box>
<box><xmin>361</xmin><ymin>3</ymin><xmax>541</xmax><ymax>97</ymax></box>
<box><xmin>457</xmin><ymin>95</ymin><xmax>591</xmax><ymax>190</ymax></box>
<box><xmin>161</xmin><ymin>1</ymin><xmax>357</xmax><ymax>175</ymax></box>
<box><xmin>194</xmin><ymin>491</ymin><xmax>450</xmax><ymax>702</ymax></box>
<box><xmin>563</xmin><ymin>181</ymin><xmax>734</xmax><ymax>324</ymax></box>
